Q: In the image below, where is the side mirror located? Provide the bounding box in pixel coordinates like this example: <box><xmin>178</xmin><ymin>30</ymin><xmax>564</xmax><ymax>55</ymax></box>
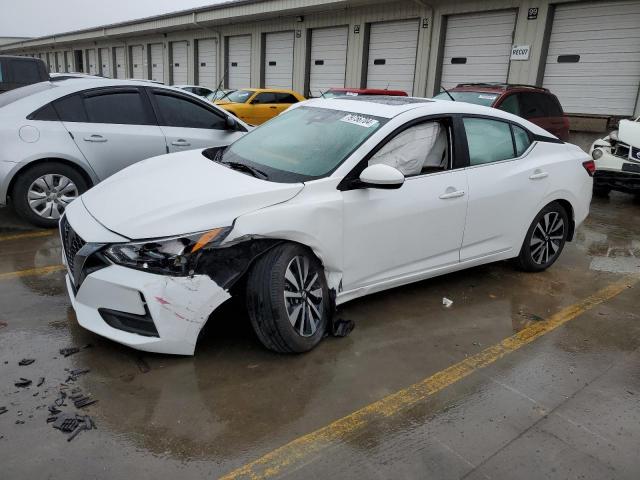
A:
<box><xmin>358</xmin><ymin>164</ymin><xmax>405</xmax><ymax>189</ymax></box>
<box><xmin>225</xmin><ymin>116</ymin><xmax>237</xmax><ymax>130</ymax></box>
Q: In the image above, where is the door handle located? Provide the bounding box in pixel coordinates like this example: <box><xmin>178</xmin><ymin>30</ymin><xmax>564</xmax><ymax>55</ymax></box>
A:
<box><xmin>83</xmin><ymin>135</ymin><xmax>107</xmax><ymax>143</ymax></box>
<box><xmin>269</xmin><ymin>106</ymin><xmax>277</xmax><ymax>109</ymax></box>
<box><xmin>439</xmin><ymin>189</ymin><xmax>465</xmax><ymax>200</ymax></box>
<box><xmin>171</xmin><ymin>139</ymin><xmax>191</xmax><ymax>147</ymax></box>
<box><xmin>529</xmin><ymin>170</ymin><xmax>548</xmax><ymax>180</ymax></box>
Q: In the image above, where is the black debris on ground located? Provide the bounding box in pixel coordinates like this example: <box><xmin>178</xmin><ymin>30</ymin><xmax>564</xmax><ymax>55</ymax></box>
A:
<box><xmin>59</xmin><ymin>347</ymin><xmax>80</xmax><ymax>357</ymax></box>
<box><xmin>49</xmin><ymin>413</ymin><xmax>96</xmax><ymax>442</ymax></box>
<box><xmin>36</xmin><ymin>377</ymin><xmax>45</xmax><ymax>387</ymax></box>
<box><xmin>0</xmin><ymin>406</ymin><xmax>8</xmax><ymax>415</ymax></box>
<box><xmin>14</xmin><ymin>378</ymin><xmax>32</xmax><ymax>388</ymax></box>
<box><xmin>65</xmin><ymin>368</ymin><xmax>90</xmax><ymax>383</ymax></box>
<box><xmin>18</xmin><ymin>359</ymin><xmax>35</xmax><ymax>366</ymax></box>
<box><xmin>331</xmin><ymin>318</ymin><xmax>355</xmax><ymax>337</ymax></box>
<box><xmin>0</xmin><ymin>321</ymin><xmax>7</xmax><ymax>329</ymax></box>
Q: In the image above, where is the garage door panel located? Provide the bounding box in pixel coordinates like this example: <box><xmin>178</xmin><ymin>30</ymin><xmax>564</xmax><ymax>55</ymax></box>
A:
<box><xmin>543</xmin><ymin>0</ymin><xmax>640</xmax><ymax>115</ymax></box>
<box><xmin>171</xmin><ymin>41</ymin><xmax>188</xmax><ymax>85</ymax></box>
<box><xmin>264</xmin><ymin>31</ymin><xmax>294</xmax><ymax>90</ymax></box>
<box><xmin>114</xmin><ymin>47</ymin><xmax>125</xmax><ymax>79</ymax></box>
<box><xmin>131</xmin><ymin>45</ymin><xmax>145</xmax><ymax>79</ymax></box>
<box><xmin>366</xmin><ymin>19</ymin><xmax>419</xmax><ymax>94</ymax></box>
<box><xmin>100</xmin><ymin>48</ymin><xmax>111</xmax><ymax>77</ymax></box>
<box><xmin>440</xmin><ymin>10</ymin><xmax>516</xmax><ymax>89</ymax></box>
<box><xmin>150</xmin><ymin>44</ymin><xmax>164</xmax><ymax>83</ymax></box>
<box><xmin>228</xmin><ymin>35</ymin><xmax>251</xmax><ymax>90</ymax></box>
<box><xmin>198</xmin><ymin>39</ymin><xmax>217</xmax><ymax>89</ymax></box>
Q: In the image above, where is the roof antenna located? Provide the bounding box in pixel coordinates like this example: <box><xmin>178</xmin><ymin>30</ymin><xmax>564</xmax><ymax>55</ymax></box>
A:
<box><xmin>318</xmin><ymin>89</ymin><xmax>326</xmax><ymax>98</ymax></box>
<box><xmin>440</xmin><ymin>85</ymin><xmax>455</xmax><ymax>101</ymax></box>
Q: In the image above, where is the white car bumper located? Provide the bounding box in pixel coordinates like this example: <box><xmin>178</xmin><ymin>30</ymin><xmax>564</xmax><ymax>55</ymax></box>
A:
<box><xmin>65</xmin><ymin>265</ymin><xmax>230</xmax><ymax>355</ymax></box>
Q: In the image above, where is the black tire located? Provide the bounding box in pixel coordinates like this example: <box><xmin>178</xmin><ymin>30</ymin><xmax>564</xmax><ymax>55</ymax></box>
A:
<box><xmin>12</xmin><ymin>162</ymin><xmax>88</xmax><ymax>228</ymax></box>
<box><xmin>516</xmin><ymin>202</ymin><xmax>569</xmax><ymax>272</ymax></box>
<box><xmin>246</xmin><ymin>243</ymin><xmax>330</xmax><ymax>353</ymax></box>
<box><xmin>593</xmin><ymin>186</ymin><xmax>611</xmax><ymax>198</ymax></box>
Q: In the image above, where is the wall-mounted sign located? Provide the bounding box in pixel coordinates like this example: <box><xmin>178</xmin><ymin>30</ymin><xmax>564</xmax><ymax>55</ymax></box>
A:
<box><xmin>295</xmin><ymin>30</ymin><xmax>301</xmax><ymax>38</ymax></box>
<box><xmin>354</xmin><ymin>25</ymin><xmax>360</xmax><ymax>34</ymax></box>
<box><xmin>527</xmin><ymin>7</ymin><xmax>539</xmax><ymax>20</ymax></box>
<box><xmin>422</xmin><ymin>18</ymin><xmax>429</xmax><ymax>28</ymax></box>
<box><xmin>510</xmin><ymin>44</ymin><xmax>531</xmax><ymax>60</ymax></box>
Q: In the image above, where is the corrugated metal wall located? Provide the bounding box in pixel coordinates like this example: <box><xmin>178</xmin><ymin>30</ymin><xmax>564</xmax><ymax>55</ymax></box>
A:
<box><xmin>5</xmin><ymin>0</ymin><xmax>640</xmax><ymax>117</ymax></box>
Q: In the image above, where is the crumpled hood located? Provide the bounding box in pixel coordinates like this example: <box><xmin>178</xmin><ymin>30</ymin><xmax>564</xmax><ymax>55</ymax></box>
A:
<box><xmin>81</xmin><ymin>149</ymin><xmax>304</xmax><ymax>239</ymax></box>
<box><xmin>619</xmin><ymin>119</ymin><xmax>640</xmax><ymax>149</ymax></box>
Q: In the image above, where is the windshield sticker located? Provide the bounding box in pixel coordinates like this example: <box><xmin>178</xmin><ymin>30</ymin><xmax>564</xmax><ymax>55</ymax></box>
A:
<box><xmin>340</xmin><ymin>114</ymin><xmax>379</xmax><ymax>128</ymax></box>
<box><xmin>478</xmin><ymin>94</ymin><xmax>498</xmax><ymax>100</ymax></box>
<box><xmin>345</xmin><ymin>92</ymin><xmax>359</xmax><ymax>96</ymax></box>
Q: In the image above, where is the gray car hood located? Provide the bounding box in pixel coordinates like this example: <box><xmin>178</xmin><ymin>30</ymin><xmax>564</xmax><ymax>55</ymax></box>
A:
<box><xmin>81</xmin><ymin>149</ymin><xmax>303</xmax><ymax>239</ymax></box>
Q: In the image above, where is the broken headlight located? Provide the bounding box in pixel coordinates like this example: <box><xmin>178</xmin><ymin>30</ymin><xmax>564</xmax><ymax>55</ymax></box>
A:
<box><xmin>104</xmin><ymin>227</ymin><xmax>232</xmax><ymax>276</ymax></box>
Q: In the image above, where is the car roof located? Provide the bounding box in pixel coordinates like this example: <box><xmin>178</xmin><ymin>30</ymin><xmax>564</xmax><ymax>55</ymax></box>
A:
<box><xmin>448</xmin><ymin>83</ymin><xmax>550</xmax><ymax>94</ymax></box>
<box><xmin>242</xmin><ymin>88</ymin><xmax>300</xmax><ymax>95</ymax></box>
<box><xmin>299</xmin><ymin>96</ymin><xmax>554</xmax><ymax>137</ymax></box>
<box><xmin>328</xmin><ymin>87</ymin><xmax>408</xmax><ymax>96</ymax></box>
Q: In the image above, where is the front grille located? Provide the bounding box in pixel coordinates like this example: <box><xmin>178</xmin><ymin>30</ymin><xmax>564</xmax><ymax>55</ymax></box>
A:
<box><xmin>60</xmin><ymin>216</ymin><xmax>86</xmax><ymax>274</ymax></box>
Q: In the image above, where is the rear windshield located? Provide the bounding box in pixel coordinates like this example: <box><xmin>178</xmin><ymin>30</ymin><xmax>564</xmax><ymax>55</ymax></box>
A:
<box><xmin>433</xmin><ymin>91</ymin><xmax>499</xmax><ymax>107</ymax></box>
<box><xmin>0</xmin><ymin>81</ymin><xmax>54</xmax><ymax>108</ymax></box>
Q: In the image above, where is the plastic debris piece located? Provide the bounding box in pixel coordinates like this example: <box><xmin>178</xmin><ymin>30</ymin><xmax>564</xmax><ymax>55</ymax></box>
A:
<box><xmin>331</xmin><ymin>318</ymin><xmax>355</xmax><ymax>337</ymax></box>
<box><xmin>18</xmin><ymin>359</ymin><xmax>35</xmax><ymax>366</ymax></box>
<box><xmin>0</xmin><ymin>406</ymin><xmax>7</xmax><ymax>415</ymax></box>
<box><xmin>53</xmin><ymin>414</ymin><xmax>79</xmax><ymax>433</ymax></box>
<box><xmin>15</xmin><ymin>420</ymin><xmax>25</xmax><ymax>425</ymax></box>
<box><xmin>59</xmin><ymin>347</ymin><xmax>80</xmax><ymax>357</ymax></box>
<box><xmin>48</xmin><ymin>405</ymin><xmax>61</xmax><ymax>415</ymax></box>
<box><xmin>0</xmin><ymin>321</ymin><xmax>7</xmax><ymax>329</ymax></box>
<box><xmin>74</xmin><ymin>397</ymin><xmax>98</xmax><ymax>409</ymax></box>
<box><xmin>36</xmin><ymin>377</ymin><xmax>45</xmax><ymax>387</ymax></box>
<box><xmin>442</xmin><ymin>297</ymin><xmax>454</xmax><ymax>308</ymax></box>
<box><xmin>14</xmin><ymin>378</ymin><xmax>32</xmax><ymax>388</ymax></box>
<box><xmin>53</xmin><ymin>391</ymin><xmax>67</xmax><ymax>407</ymax></box>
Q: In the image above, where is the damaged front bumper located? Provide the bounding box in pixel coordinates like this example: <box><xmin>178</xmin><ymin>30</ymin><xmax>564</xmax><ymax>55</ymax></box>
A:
<box><xmin>65</xmin><ymin>265</ymin><xmax>230</xmax><ymax>355</ymax></box>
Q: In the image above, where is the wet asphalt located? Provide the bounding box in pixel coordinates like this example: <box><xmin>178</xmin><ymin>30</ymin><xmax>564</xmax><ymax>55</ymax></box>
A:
<box><xmin>1</xmin><ymin>136</ymin><xmax>640</xmax><ymax>479</ymax></box>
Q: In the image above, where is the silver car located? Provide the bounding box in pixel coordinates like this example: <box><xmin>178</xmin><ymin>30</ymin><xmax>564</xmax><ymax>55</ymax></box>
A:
<box><xmin>0</xmin><ymin>79</ymin><xmax>249</xmax><ymax>227</ymax></box>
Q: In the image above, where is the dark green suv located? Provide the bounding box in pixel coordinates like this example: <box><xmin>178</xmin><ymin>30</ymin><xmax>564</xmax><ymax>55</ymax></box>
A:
<box><xmin>0</xmin><ymin>56</ymin><xmax>49</xmax><ymax>94</ymax></box>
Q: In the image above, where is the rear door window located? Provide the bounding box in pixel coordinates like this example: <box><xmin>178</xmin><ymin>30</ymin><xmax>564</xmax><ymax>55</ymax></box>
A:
<box><xmin>53</xmin><ymin>94</ymin><xmax>88</xmax><ymax>122</ymax></box>
<box><xmin>253</xmin><ymin>92</ymin><xmax>278</xmax><ymax>104</ymax></box>
<box><xmin>83</xmin><ymin>90</ymin><xmax>153</xmax><ymax>125</ymax></box>
<box><xmin>538</xmin><ymin>94</ymin><xmax>563</xmax><ymax>117</ymax></box>
<box><xmin>512</xmin><ymin>125</ymin><xmax>532</xmax><ymax>156</ymax></box>
<box><xmin>519</xmin><ymin>93</ymin><xmax>547</xmax><ymax>119</ymax></box>
<box><xmin>463</xmin><ymin>117</ymin><xmax>532</xmax><ymax>165</ymax></box>
<box><xmin>276</xmin><ymin>93</ymin><xmax>299</xmax><ymax>104</ymax></box>
<box><xmin>152</xmin><ymin>92</ymin><xmax>226</xmax><ymax>129</ymax></box>
<box><xmin>497</xmin><ymin>94</ymin><xmax>520</xmax><ymax>115</ymax></box>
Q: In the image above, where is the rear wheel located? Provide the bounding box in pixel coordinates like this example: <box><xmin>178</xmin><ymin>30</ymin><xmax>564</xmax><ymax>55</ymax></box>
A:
<box><xmin>12</xmin><ymin>162</ymin><xmax>88</xmax><ymax>228</ymax></box>
<box><xmin>516</xmin><ymin>202</ymin><xmax>569</xmax><ymax>272</ymax></box>
<box><xmin>246</xmin><ymin>243</ymin><xmax>329</xmax><ymax>353</ymax></box>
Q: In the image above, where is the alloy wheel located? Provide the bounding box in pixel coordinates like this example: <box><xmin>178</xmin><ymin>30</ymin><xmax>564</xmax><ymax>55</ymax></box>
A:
<box><xmin>27</xmin><ymin>174</ymin><xmax>78</xmax><ymax>220</ymax></box>
<box><xmin>530</xmin><ymin>211</ymin><xmax>565</xmax><ymax>265</ymax></box>
<box><xmin>284</xmin><ymin>255</ymin><xmax>324</xmax><ymax>337</ymax></box>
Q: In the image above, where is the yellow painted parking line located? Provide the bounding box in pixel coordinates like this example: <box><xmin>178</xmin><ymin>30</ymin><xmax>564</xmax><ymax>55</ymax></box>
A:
<box><xmin>0</xmin><ymin>264</ymin><xmax>65</xmax><ymax>281</ymax></box>
<box><xmin>0</xmin><ymin>230</ymin><xmax>55</xmax><ymax>242</ymax></box>
<box><xmin>219</xmin><ymin>275</ymin><xmax>639</xmax><ymax>480</ymax></box>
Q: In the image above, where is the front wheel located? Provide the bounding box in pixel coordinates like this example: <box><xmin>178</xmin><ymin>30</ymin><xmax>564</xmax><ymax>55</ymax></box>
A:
<box><xmin>246</xmin><ymin>243</ymin><xmax>329</xmax><ymax>353</ymax></box>
<box><xmin>516</xmin><ymin>202</ymin><xmax>569</xmax><ymax>272</ymax></box>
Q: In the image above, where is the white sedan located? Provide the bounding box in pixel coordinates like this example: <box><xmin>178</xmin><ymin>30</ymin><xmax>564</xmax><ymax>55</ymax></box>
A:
<box><xmin>61</xmin><ymin>97</ymin><xmax>593</xmax><ymax>355</ymax></box>
<box><xmin>0</xmin><ymin>79</ymin><xmax>249</xmax><ymax>227</ymax></box>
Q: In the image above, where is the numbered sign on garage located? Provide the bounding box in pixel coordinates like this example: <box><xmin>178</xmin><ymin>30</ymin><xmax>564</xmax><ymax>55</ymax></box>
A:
<box><xmin>171</xmin><ymin>41</ymin><xmax>188</xmax><ymax>85</ymax></box>
<box><xmin>264</xmin><ymin>31</ymin><xmax>294</xmax><ymax>90</ymax></box>
<box><xmin>309</xmin><ymin>26</ymin><xmax>348</xmax><ymax>97</ymax></box>
<box><xmin>366</xmin><ymin>19</ymin><xmax>420</xmax><ymax>95</ymax></box>
<box><xmin>542</xmin><ymin>1</ymin><xmax>640</xmax><ymax>116</ymax></box>
<box><xmin>114</xmin><ymin>47</ymin><xmax>125</xmax><ymax>79</ymax></box>
<box><xmin>149</xmin><ymin>43</ymin><xmax>164</xmax><ymax>83</ymax></box>
<box><xmin>197</xmin><ymin>38</ymin><xmax>218</xmax><ymax>89</ymax></box>
<box><xmin>99</xmin><ymin>47</ymin><xmax>111</xmax><ymax>77</ymax></box>
<box><xmin>227</xmin><ymin>35</ymin><xmax>251</xmax><ymax>89</ymax></box>
<box><xmin>440</xmin><ymin>10</ymin><xmax>516</xmax><ymax>89</ymax></box>
<box><xmin>130</xmin><ymin>45</ymin><xmax>145</xmax><ymax>79</ymax></box>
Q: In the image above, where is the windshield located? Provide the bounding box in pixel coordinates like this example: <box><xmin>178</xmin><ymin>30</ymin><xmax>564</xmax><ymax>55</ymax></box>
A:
<box><xmin>225</xmin><ymin>90</ymin><xmax>253</xmax><ymax>103</ymax></box>
<box><xmin>211</xmin><ymin>106</ymin><xmax>387</xmax><ymax>182</ymax></box>
<box><xmin>433</xmin><ymin>91</ymin><xmax>499</xmax><ymax>107</ymax></box>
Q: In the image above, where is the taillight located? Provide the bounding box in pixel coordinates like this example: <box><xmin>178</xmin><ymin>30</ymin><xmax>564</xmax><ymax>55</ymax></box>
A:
<box><xmin>582</xmin><ymin>160</ymin><xmax>595</xmax><ymax>177</ymax></box>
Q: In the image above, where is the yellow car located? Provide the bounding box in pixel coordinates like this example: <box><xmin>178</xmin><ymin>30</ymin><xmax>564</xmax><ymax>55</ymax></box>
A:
<box><xmin>215</xmin><ymin>88</ymin><xmax>306</xmax><ymax>125</ymax></box>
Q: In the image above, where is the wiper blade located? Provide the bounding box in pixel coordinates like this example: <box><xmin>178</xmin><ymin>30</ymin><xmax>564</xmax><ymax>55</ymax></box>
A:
<box><xmin>223</xmin><ymin>161</ymin><xmax>268</xmax><ymax>179</ymax></box>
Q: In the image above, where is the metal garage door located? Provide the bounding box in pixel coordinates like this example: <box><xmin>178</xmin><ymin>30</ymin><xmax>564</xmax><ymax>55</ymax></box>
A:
<box><xmin>150</xmin><ymin>43</ymin><xmax>164</xmax><ymax>83</ymax></box>
<box><xmin>99</xmin><ymin>48</ymin><xmax>111</xmax><ymax>77</ymax></box>
<box><xmin>366</xmin><ymin>19</ymin><xmax>420</xmax><ymax>94</ymax></box>
<box><xmin>227</xmin><ymin>35</ymin><xmax>251</xmax><ymax>89</ymax></box>
<box><xmin>543</xmin><ymin>1</ymin><xmax>640</xmax><ymax>116</ymax></box>
<box><xmin>87</xmin><ymin>49</ymin><xmax>97</xmax><ymax>75</ymax></box>
<box><xmin>309</xmin><ymin>26</ymin><xmax>348</xmax><ymax>97</ymax></box>
<box><xmin>440</xmin><ymin>10</ymin><xmax>516</xmax><ymax>90</ymax></box>
<box><xmin>130</xmin><ymin>45</ymin><xmax>145</xmax><ymax>79</ymax></box>
<box><xmin>197</xmin><ymin>38</ymin><xmax>217</xmax><ymax>89</ymax></box>
<box><xmin>264</xmin><ymin>31</ymin><xmax>294</xmax><ymax>89</ymax></box>
<box><xmin>171</xmin><ymin>41</ymin><xmax>188</xmax><ymax>85</ymax></box>
<box><xmin>55</xmin><ymin>52</ymin><xmax>64</xmax><ymax>72</ymax></box>
<box><xmin>114</xmin><ymin>47</ymin><xmax>125</xmax><ymax>78</ymax></box>
<box><xmin>65</xmin><ymin>51</ymin><xmax>73</xmax><ymax>72</ymax></box>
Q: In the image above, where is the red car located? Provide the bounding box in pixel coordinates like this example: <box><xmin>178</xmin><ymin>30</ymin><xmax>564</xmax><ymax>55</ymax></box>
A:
<box><xmin>434</xmin><ymin>83</ymin><xmax>570</xmax><ymax>141</ymax></box>
<box><xmin>322</xmin><ymin>87</ymin><xmax>408</xmax><ymax>98</ymax></box>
